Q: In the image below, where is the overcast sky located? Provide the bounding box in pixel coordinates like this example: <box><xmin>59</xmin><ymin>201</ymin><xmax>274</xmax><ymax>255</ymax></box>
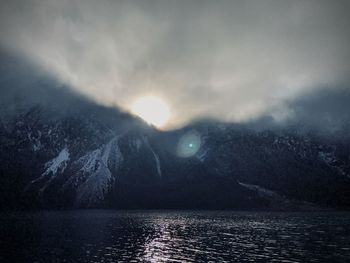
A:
<box><xmin>1</xmin><ymin>0</ymin><xmax>349</xmax><ymax>128</ymax></box>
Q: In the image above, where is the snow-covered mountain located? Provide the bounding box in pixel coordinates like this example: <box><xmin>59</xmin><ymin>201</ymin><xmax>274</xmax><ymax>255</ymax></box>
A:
<box><xmin>1</xmin><ymin>104</ymin><xmax>350</xmax><ymax>210</ymax></box>
<box><xmin>1</xmin><ymin>51</ymin><xmax>350</xmax><ymax>210</ymax></box>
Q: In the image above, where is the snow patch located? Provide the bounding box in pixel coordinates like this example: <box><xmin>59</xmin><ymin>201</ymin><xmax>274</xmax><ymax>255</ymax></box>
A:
<box><xmin>318</xmin><ymin>150</ymin><xmax>350</xmax><ymax>178</ymax></box>
<box><xmin>42</xmin><ymin>147</ymin><xmax>70</xmax><ymax>177</ymax></box>
<box><xmin>29</xmin><ymin>147</ymin><xmax>70</xmax><ymax>192</ymax></box>
<box><xmin>143</xmin><ymin>137</ymin><xmax>162</xmax><ymax>178</ymax></box>
<box><xmin>28</xmin><ymin>131</ymin><xmax>42</xmax><ymax>152</ymax></box>
<box><xmin>63</xmin><ymin>137</ymin><xmax>123</xmax><ymax>206</ymax></box>
<box><xmin>197</xmin><ymin>148</ymin><xmax>208</xmax><ymax>162</ymax></box>
<box><xmin>318</xmin><ymin>151</ymin><xmax>336</xmax><ymax>164</ymax></box>
<box><xmin>134</xmin><ymin>138</ymin><xmax>142</xmax><ymax>150</ymax></box>
<box><xmin>153</xmin><ymin>150</ymin><xmax>162</xmax><ymax>178</ymax></box>
<box><xmin>238</xmin><ymin>181</ymin><xmax>278</xmax><ymax>198</ymax></box>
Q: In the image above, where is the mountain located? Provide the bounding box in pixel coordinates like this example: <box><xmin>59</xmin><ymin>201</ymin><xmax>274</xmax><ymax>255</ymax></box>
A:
<box><xmin>1</xmin><ymin>51</ymin><xmax>350</xmax><ymax>210</ymax></box>
<box><xmin>1</xmin><ymin>104</ymin><xmax>350</xmax><ymax>210</ymax></box>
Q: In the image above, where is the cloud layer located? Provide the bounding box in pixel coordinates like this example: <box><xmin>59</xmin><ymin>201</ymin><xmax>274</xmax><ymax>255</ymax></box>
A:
<box><xmin>1</xmin><ymin>0</ymin><xmax>349</xmax><ymax>128</ymax></box>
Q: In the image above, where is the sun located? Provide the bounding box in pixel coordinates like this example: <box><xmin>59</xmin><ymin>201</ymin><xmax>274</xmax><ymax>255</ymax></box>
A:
<box><xmin>131</xmin><ymin>96</ymin><xmax>170</xmax><ymax>128</ymax></box>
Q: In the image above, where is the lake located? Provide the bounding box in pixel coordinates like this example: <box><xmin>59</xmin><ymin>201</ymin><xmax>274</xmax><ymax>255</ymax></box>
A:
<box><xmin>0</xmin><ymin>211</ymin><xmax>349</xmax><ymax>262</ymax></box>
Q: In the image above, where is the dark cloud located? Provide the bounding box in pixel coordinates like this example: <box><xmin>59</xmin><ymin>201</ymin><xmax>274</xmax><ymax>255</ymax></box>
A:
<box><xmin>0</xmin><ymin>0</ymin><xmax>349</xmax><ymax>128</ymax></box>
<box><xmin>288</xmin><ymin>87</ymin><xmax>350</xmax><ymax>133</ymax></box>
<box><xmin>244</xmin><ymin>86</ymin><xmax>350</xmax><ymax>139</ymax></box>
<box><xmin>0</xmin><ymin>49</ymin><xmax>141</xmax><ymax>135</ymax></box>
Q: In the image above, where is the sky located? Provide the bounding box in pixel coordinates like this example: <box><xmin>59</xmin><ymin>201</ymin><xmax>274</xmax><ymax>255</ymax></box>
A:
<box><xmin>0</xmin><ymin>0</ymin><xmax>349</xmax><ymax>129</ymax></box>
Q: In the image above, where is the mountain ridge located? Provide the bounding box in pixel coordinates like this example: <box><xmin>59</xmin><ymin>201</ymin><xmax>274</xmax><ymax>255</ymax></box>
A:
<box><xmin>1</xmin><ymin>103</ymin><xmax>350</xmax><ymax>210</ymax></box>
<box><xmin>1</xmin><ymin>51</ymin><xmax>349</xmax><ymax>210</ymax></box>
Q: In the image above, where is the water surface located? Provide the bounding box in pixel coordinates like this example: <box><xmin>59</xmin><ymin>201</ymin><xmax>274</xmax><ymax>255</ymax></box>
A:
<box><xmin>0</xmin><ymin>210</ymin><xmax>349</xmax><ymax>262</ymax></box>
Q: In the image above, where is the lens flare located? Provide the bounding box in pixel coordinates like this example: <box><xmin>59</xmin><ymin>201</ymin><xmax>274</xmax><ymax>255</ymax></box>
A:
<box><xmin>176</xmin><ymin>131</ymin><xmax>201</xmax><ymax>158</ymax></box>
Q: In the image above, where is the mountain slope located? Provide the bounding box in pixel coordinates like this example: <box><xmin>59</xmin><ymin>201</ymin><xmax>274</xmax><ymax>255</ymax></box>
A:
<box><xmin>1</xmin><ymin>106</ymin><xmax>350</xmax><ymax>210</ymax></box>
<box><xmin>1</xmin><ymin>51</ymin><xmax>350</xmax><ymax>210</ymax></box>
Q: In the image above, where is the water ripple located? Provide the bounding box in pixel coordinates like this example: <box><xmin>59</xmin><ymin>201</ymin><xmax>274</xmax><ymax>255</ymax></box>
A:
<box><xmin>0</xmin><ymin>211</ymin><xmax>350</xmax><ymax>262</ymax></box>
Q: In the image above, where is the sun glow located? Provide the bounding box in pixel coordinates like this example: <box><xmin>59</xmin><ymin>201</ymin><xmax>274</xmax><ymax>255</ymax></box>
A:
<box><xmin>131</xmin><ymin>96</ymin><xmax>170</xmax><ymax>128</ymax></box>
